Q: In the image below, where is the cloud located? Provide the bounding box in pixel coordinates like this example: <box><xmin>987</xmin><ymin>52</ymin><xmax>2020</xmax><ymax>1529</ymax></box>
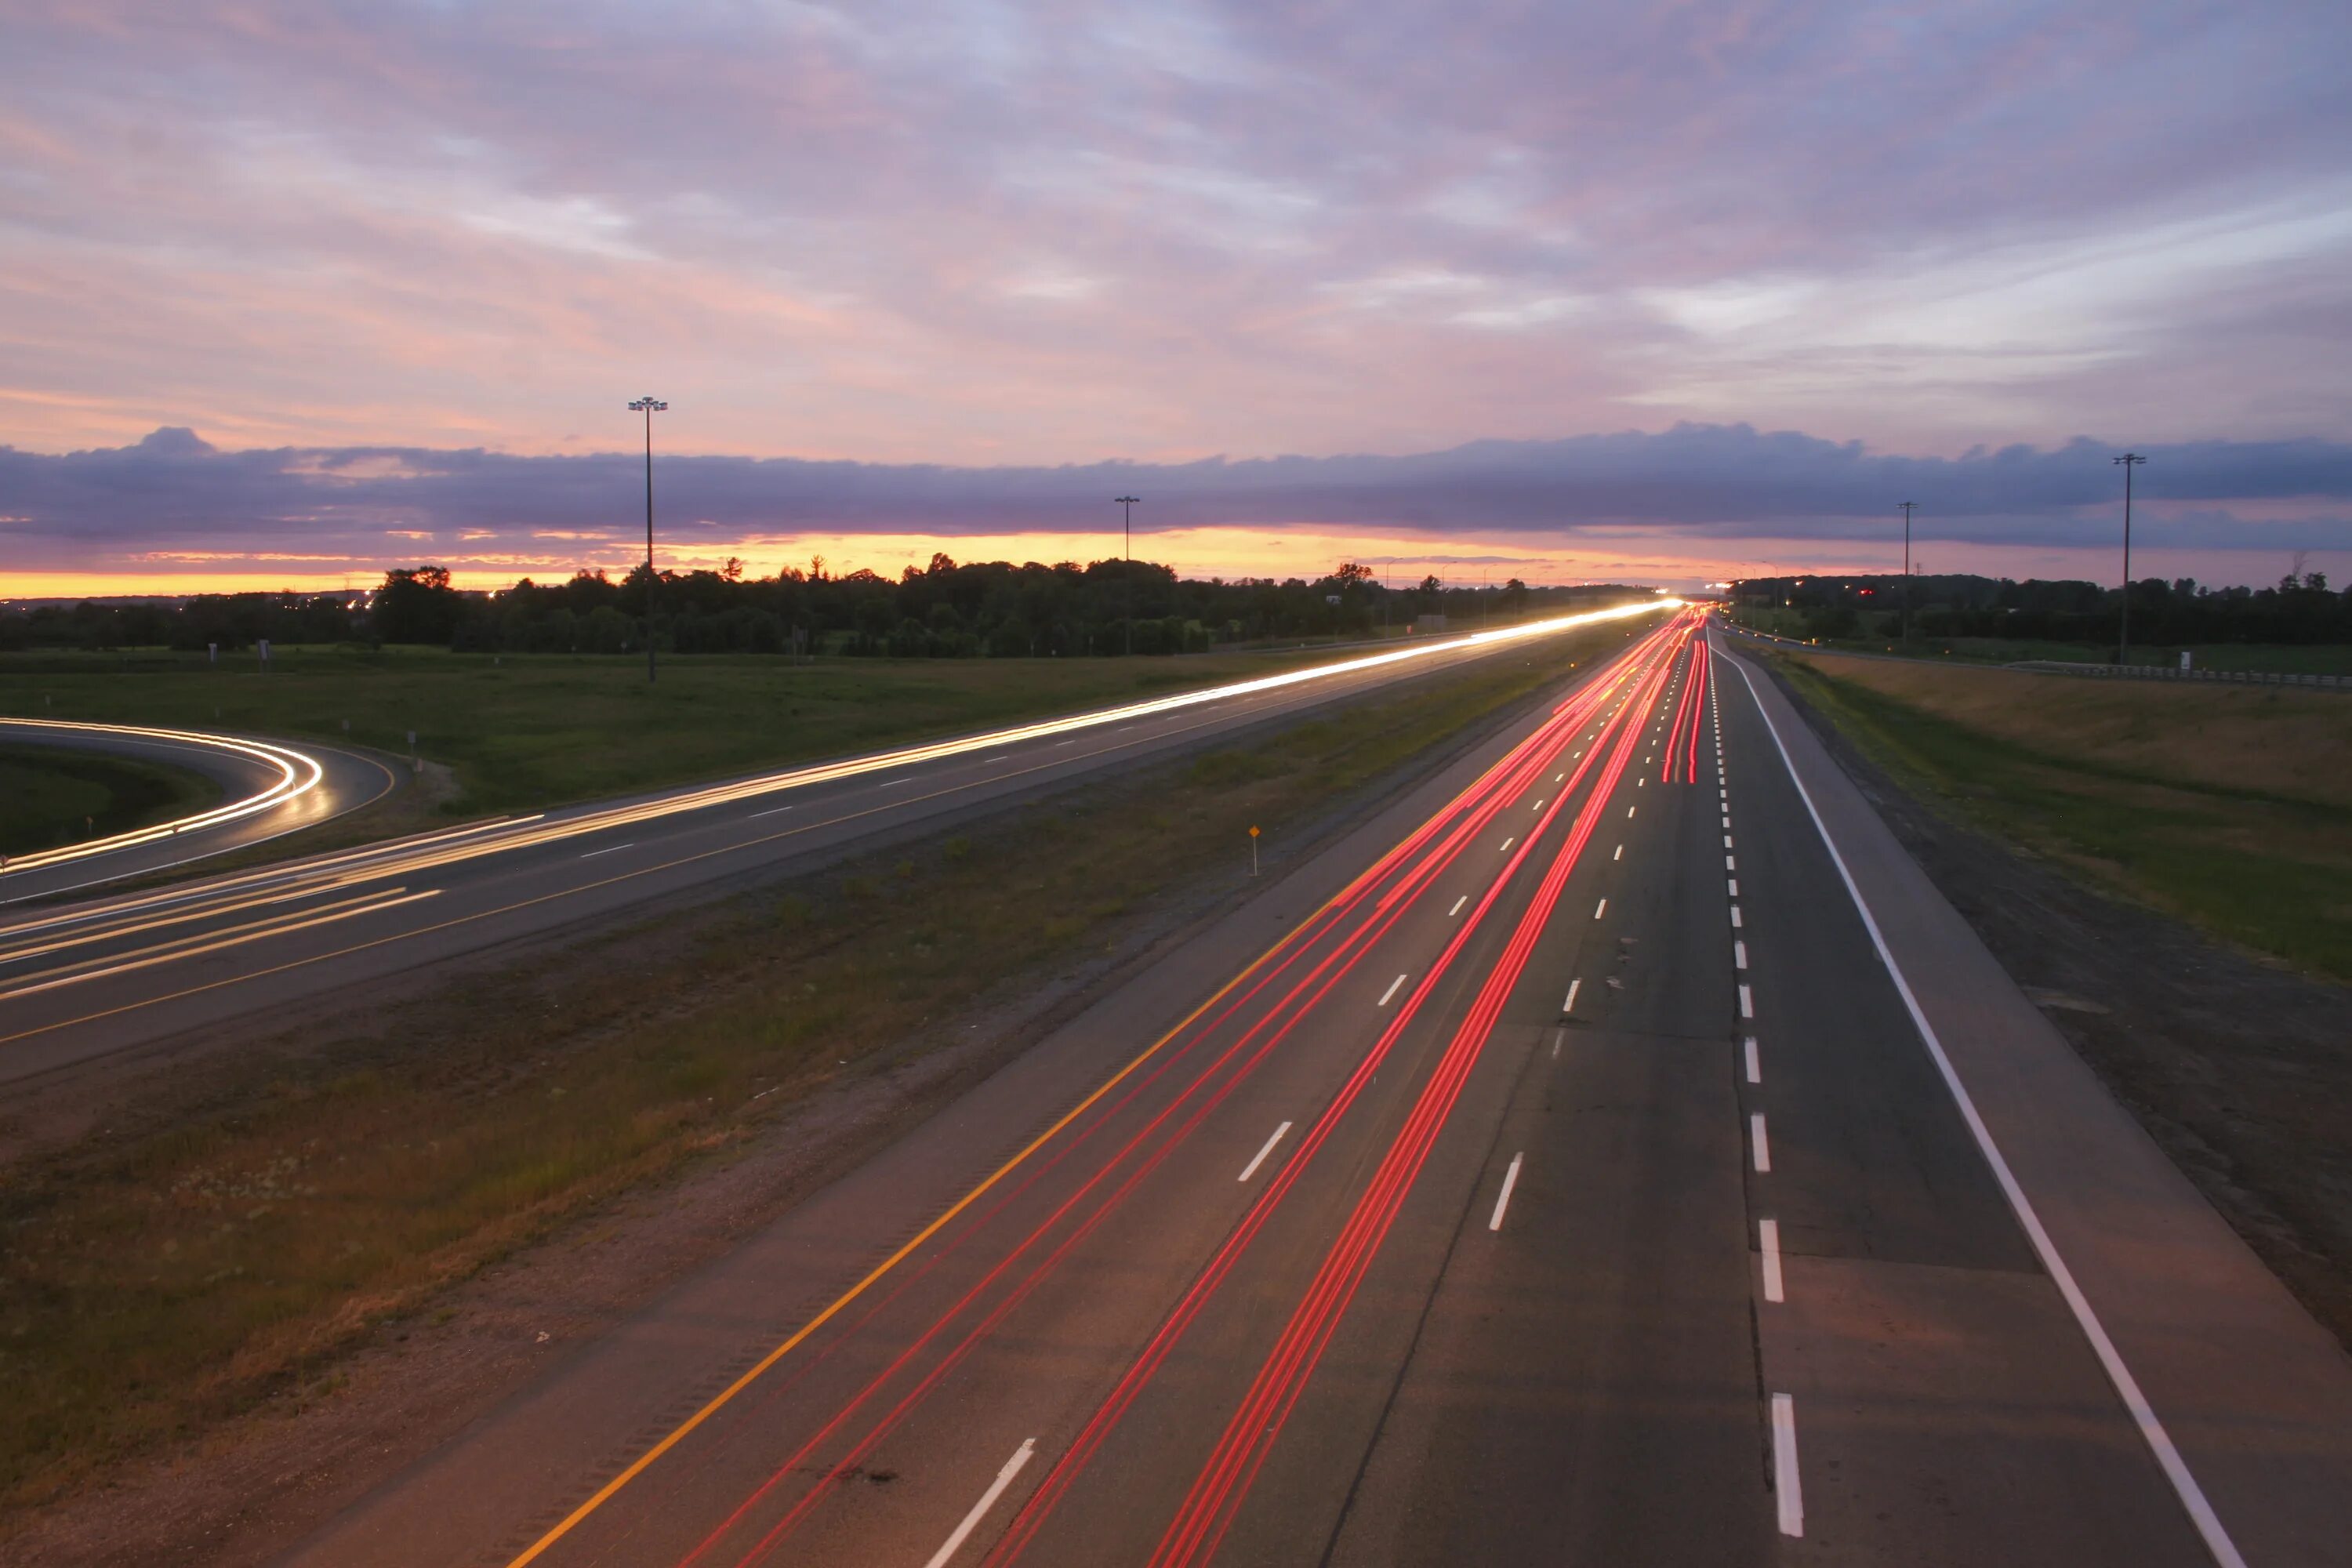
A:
<box><xmin>0</xmin><ymin>2</ymin><xmax>2347</xmax><ymax>465</ymax></box>
<box><xmin>5</xmin><ymin>424</ymin><xmax>2346</xmax><ymax>586</ymax></box>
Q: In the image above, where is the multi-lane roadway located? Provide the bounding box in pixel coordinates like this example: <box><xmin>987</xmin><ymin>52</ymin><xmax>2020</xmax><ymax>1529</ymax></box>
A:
<box><xmin>262</xmin><ymin>612</ymin><xmax>2352</xmax><ymax>1568</ymax></box>
<box><xmin>0</xmin><ymin>606</ymin><xmax>1657</xmax><ymax>1083</ymax></box>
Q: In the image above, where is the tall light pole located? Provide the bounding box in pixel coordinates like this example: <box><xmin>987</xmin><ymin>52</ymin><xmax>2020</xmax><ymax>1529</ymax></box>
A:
<box><xmin>1898</xmin><ymin>501</ymin><xmax>1918</xmax><ymax>648</ymax></box>
<box><xmin>1114</xmin><ymin>495</ymin><xmax>1140</xmax><ymax>655</ymax></box>
<box><xmin>2114</xmin><ymin>453</ymin><xmax>2145</xmax><ymax>666</ymax></box>
<box><xmin>630</xmin><ymin>396</ymin><xmax>668</xmax><ymax>683</ymax></box>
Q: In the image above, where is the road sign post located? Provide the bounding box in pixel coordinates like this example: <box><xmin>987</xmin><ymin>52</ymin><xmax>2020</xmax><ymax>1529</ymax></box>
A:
<box><xmin>1249</xmin><ymin>824</ymin><xmax>1259</xmax><ymax>877</ymax></box>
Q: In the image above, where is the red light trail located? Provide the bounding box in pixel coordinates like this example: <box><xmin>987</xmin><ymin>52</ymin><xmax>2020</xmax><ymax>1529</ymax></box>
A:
<box><xmin>646</xmin><ymin>618</ymin><xmax>1690</xmax><ymax>1568</ymax></box>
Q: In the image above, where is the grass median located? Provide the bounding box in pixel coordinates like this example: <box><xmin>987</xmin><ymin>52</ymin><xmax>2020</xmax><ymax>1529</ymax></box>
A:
<box><xmin>0</xmin><ymin>746</ymin><xmax>221</xmax><ymax>858</ymax></box>
<box><xmin>1767</xmin><ymin>649</ymin><xmax>2352</xmax><ymax>979</ymax></box>
<box><xmin>0</xmin><ymin>619</ymin><xmax>1643</xmax><ymax>1521</ymax></box>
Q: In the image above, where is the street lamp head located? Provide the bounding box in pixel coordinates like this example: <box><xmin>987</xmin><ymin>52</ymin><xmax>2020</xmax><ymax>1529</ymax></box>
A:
<box><xmin>630</xmin><ymin>397</ymin><xmax>668</xmax><ymax>412</ymax></box>
<box><xmin>2114</xmin><ymin>452</ymin><xmax>2144</xmax><ymax>465</ymax></box>
<box><xmin>1114</xmin><ymin>494</ymin><xmax>1141</xmax><ymax>505</ymax></box>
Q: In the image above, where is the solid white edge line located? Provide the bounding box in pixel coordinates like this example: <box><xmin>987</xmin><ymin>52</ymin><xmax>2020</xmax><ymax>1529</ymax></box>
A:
<box><xmin>1724</xmin><ymin>648</ymin><xmax>2247</xmax><ymax>1568</ymax></box>
<box><xmin>922</xmin><ymin>1437</ymin><xmax>1037</xmax><ymax>1568</ymax></box>
<box><xmin>1744</xmin><ymin>1035</ymin><xmax>1761</xmax><ymax>1083</ymax></box>
<box><xmin>1489</xmin><ymin>1152</ymin><xmax>1523</xmax><ymax>1231</ymax></box>
<box><xmin>1237</xmin><ymin>1120</ymin><xmax>1293</xmax><ymax>1182</ymax></box>
<box><xmin>1751</xmin><ymin>1112</ymin><xmax>1770</xmax><ymax>1171</ymax></box>
<box><xmin>1760</xmin><ymin>1217</ymin><xmax>1785</xmax><ymax>1302</ymax></box>
<box><xmin>1563</xmin><ymin>978</ymin><xmax>1580</xmax><ymax>1014</ymax></box>
<box><xmin>1377</xmin><ymin>972</ymin><xmax>1408</xmax><ymax>1007</ymax></box>
<box><xmin>1771</xmin><ymin>1394</ymin><xmax>1803</xmax><ymax>1536</ymax></box>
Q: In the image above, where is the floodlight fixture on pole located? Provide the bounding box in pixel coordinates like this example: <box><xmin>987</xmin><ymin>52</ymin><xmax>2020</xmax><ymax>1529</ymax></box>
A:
<box><xmin>2113</xmin><ymin>453</ymin><xmax>2145</xmax><ymax>665</ymax></box>
<box><xmin>1897</xmin><ymin>502</ymin><xmax>1918</xmax><ymax>648</ymax></box>
<box><xmin>630</xmin><ymin>397</ymin><xmax>669</xmax><ymax>683</ymax></box>
<box><xmin>1114</xmin><ymin>495</ymin><xmax>1141</xmax><ymax>655</ymax></box>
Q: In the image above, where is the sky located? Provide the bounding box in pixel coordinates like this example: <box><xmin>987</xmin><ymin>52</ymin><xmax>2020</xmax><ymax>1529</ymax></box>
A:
<box><xmin>3</xmin><ymin>1</ymin><xmax>2349</xmax><ymax>595</ymax></box>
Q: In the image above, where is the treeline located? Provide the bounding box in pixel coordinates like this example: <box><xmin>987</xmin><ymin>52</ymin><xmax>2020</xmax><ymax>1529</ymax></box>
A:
<box><xmin>1731</xmin><ymin>571</ymin><xmax>2352</xmax><ymax>645</ymax></box>
<box><xmin>2</xmin><ymin>557</ymin><xmax>1650</xmax><ymax>657</ymax></box>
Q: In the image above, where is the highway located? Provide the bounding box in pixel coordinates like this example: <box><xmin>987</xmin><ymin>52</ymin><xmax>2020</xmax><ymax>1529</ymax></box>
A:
<box><xmin>0</xmin><ymin>604</ymin><xmax>1660</xmax><ymax>1084</ymax></box>
<box><xmin>273</xmin><ymin>612</ymin><xmax>2352</xmax><ymax>1568</ymax></box>
<box><xmin>0</xmin><ymin>717</ymin><xmax>395</xmax><ymax>902</ymax></box>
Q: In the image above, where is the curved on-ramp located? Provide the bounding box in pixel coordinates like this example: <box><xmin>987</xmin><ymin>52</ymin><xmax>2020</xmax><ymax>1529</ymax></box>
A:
<box><xmin>0</xmin><ymin>717</ymin><xmax>397</xmax><ymax>903</ymax></box>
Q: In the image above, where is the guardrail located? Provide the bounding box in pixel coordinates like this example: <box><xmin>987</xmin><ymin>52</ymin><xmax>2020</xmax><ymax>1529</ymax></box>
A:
<box><xmin>2009</xmin><ymin>661</ymin><xmax>2350</xmax><ymax>691</ymax></box>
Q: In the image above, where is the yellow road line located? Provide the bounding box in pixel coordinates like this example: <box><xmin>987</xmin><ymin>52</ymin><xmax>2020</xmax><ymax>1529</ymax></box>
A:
<box><xmin>499</xmin><ymin>895</ymin><xmax>1340</xmax><ymax>1566</ymax></box>
<box><xmin>496</xmin><ymin>639</ymin><xmax>1655</xmax><ymax>1566</ymax></box>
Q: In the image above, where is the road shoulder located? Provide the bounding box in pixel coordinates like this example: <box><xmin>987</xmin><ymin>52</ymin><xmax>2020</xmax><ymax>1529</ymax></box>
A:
<box><xmin>1719</xmin><ymin>637</ymin><xmax>2352</xmax><ymax>1568</ymax></box>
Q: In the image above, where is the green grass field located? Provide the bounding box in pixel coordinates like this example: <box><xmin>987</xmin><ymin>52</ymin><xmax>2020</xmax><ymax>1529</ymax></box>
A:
<box><xmin>1772</xmin><ymin>651</ymin><xmax>2352</xmax><ymax>980</ymax></box>
<box><xmin>0</xmin><ymin>645</ymin><xmax>1374</xmax><ymax>818</ymax></box>
<box><xmin>0</xmin><ymin>745</ymin><xmax>220</xmax><ymax>858</ymax></box>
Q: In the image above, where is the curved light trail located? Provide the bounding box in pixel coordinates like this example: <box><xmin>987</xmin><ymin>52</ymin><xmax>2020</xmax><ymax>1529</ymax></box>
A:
<box><xmin>0</xmin><ymin>717</ymin><xmax>327</xmax><ymax>873</ymax></box>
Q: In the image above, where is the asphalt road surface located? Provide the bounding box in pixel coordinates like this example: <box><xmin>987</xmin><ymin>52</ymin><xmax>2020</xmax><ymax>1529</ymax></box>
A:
<box><xmin>0</xmin><ymin>608</ymin><xmax>1657</xmax><ymax>1083</ymax></box>
<box><xmin>273</xmin><ymin>613</ymin><xmax>2352</xmax><ymax>1568</ymax></box>
<box><xmin>0</xmin><ymin>716</ymin><xmax>396</xmax><ymax>903</ymax></box>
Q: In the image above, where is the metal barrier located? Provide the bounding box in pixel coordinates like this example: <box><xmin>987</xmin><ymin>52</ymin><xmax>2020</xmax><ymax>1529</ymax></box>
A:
<box><xmin>2009</xmin><ymin>661</ymin><xmax>2348</xmax><ymax>690</ymax></box>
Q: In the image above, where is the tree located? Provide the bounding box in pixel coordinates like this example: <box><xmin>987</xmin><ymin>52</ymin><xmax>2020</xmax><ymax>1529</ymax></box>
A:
<box><xmin>1333</xmin><ymin>561</ymin><xmax>1374</xmax><ymax>586</ymax></box>
<box><xmin>374</xmin><ymin>565</ymin><xmax>461</xmax><ymax>644</ymax></box>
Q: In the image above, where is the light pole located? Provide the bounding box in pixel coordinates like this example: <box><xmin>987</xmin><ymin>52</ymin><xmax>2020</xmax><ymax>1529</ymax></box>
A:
<box><xmin>2114</xmin><ymin>453</ymin><xmax>2145</xmax><ymax>665</ymax></box>
<box><xmin>630</xmin><ymin>396</ymin><xmax>668</xmax><ymax>682</ymax></box>
<box><xmin>1114</xmin><ymin>495</ymin><xmax>1140</xmax><ymax>655</ymax></box>
<box><xmin>1898</xmin><ymin>501</ymin><xmax>1918</xmax><ymax>648</ymax></box>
